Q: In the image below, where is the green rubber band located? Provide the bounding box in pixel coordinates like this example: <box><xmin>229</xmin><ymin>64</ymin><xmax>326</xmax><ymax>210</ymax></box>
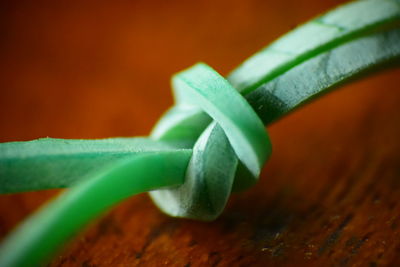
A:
<box><xmin>150</xmin><ymin>64</ymin><xmax>271</xmax><ymax>220</ymax></box>
<box><xmin>0</xmin><ymin>1</ymin><xmax>399</xmax><ymax>266</ymax></box>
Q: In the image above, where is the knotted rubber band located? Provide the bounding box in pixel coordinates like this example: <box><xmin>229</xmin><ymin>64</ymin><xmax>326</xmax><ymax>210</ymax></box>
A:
<box><xmin>150</xmin><ymin>63</ymin><xmax>271</xmax><ymax>220</ymax></box>
<box><xmin>0</xmin><ymin>1</ymin><xmax>400</xmax><ymax>265</ymax></box>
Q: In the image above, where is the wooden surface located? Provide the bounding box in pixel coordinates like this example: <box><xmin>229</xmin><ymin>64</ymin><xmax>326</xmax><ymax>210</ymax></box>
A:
<box><xmin>1</xmin><ymin>0</ymin><xmax>400</xmax><ymax>266</ymax></box>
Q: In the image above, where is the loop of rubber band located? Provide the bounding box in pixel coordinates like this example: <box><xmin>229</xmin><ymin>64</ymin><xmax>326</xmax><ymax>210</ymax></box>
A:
<box><xmin>150</xmin><ymin>63</ymin><xmax>271</xmax><ymax>220</ymax></box>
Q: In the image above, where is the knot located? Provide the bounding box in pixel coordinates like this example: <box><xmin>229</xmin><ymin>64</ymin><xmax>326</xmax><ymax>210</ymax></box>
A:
<box><xmin>149</xmin><ymin>63</ymin><xmax>271</xmax><ymax>220</ymax></box>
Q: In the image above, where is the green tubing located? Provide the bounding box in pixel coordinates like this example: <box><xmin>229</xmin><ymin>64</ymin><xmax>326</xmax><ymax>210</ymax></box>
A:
<box><xmin>0</xmin><ymin>150</ymin><xmax>192</xmax><ymax>267</ymax></box>
<box><xmin>1</xmin><ymin>0</ymin><xmax>400</xmax><ymax>266</ymax></box>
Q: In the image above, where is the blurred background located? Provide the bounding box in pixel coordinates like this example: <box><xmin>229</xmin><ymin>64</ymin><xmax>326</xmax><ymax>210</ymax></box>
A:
<box><xmin>0</xmin><ymin>0</ymin><xmax>349</xmax><ymax>141</ymax></box>
<box><xmin>1</xmin><ymin>0</ymin><xmax>400</xmax><ymax>266</ymax></box>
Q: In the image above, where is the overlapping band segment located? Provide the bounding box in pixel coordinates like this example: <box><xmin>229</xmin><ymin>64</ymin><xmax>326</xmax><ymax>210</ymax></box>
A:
<box><xmin>150</xmin><ymin>63</ymin><xmax>271</xmax><ymax>220</ymax></box>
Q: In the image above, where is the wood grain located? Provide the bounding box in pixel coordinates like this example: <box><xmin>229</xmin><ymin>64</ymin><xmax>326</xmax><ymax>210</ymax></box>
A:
<box><xmin>0</xmin><ymin>0</ymin><xmax>399</xmax><ymax>266</ymax></box>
